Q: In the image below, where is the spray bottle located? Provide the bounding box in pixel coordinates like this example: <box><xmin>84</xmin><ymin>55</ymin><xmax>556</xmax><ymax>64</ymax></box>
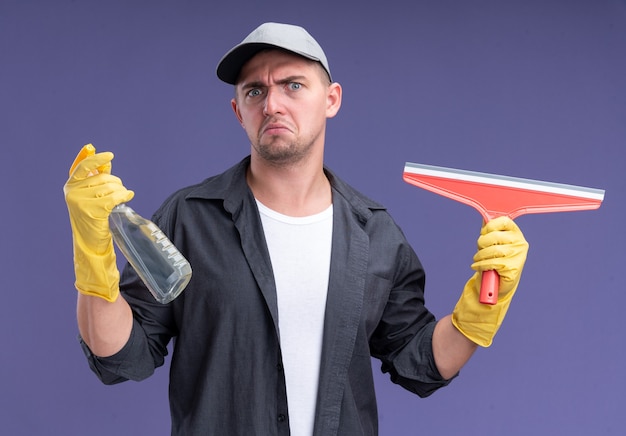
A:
<box><xmin>70</xmin><ymin>144</ymin><xmax>192</xmax><ymax>304</ymax></box>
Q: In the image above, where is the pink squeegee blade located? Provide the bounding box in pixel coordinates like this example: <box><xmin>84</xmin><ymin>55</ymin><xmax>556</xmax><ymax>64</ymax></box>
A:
<box><xmin>402</xmin><ymin>162</ymin><xmax>605</xmax><ymax>304</ymax></box>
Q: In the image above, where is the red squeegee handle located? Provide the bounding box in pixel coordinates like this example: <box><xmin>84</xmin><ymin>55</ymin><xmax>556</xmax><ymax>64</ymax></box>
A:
<box><xmin>479</xmin><ymin>213</ymin><xmax>501</xmax><ymax>305</ymax></box>
<box><xmin>478</xmin><ymin>210</ymin><xmax>502</xmax><ymax>305</ymax></box>
<box><xmin>480</xmin><ymin>270</ymin><xmax>499</xmax><ymax>305</ymax></box>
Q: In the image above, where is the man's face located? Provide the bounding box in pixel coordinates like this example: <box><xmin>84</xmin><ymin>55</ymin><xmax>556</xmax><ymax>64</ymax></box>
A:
<box><xmin>231</xmin><ymin>49</ymin><xmax>341</xmax><ymax>166</ymax></box>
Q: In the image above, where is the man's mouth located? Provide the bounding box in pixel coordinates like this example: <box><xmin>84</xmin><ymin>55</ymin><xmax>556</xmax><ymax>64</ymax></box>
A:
<box><xmin>262</xmin><ymin>120</ymin><xmax>290</xmax><ymax>136</ymax></box>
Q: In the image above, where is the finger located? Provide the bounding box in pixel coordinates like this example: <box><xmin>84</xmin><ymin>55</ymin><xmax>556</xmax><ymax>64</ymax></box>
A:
<box><xmin>477</xmin><ymin>229</ymin><xmax>522</xmax><ymax>249</ymax></box>
<box><xmin>471</xmin><ymin>257</ymin><xmax>525</xmax><ymax>280</ymax></box>
<box><xmin>481</xmin><ymin>216</ymin><xmax>519</xmax><ymax>235</ymax></box>
<box><xmin>473</xmin><ymin>243</ymin><xmax>520</xmax><ymax>262</ymax></box>
<box><xmin>68</xmin><ymin>185</ymin><xmax>134</xmax><ymax>217</ymax></box>
<box><xmin>70</xmin><ymin>152</ymin><xmax>115</xmax><ymax>180</ymax></box>
<box><xmin>66</xmin><ymin>174</ymin><xmax>133</xmax><ymax>205</ymax></box>
<box><xmin>102</xmin><ymin>187</ymin><xmax>135</xmax><ymax>212</ymax></box>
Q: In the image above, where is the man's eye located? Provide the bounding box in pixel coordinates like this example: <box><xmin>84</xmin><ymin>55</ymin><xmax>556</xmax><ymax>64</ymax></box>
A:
<box><xmin>247</xmin><ymin>89</ymin><xmax>262</xmax><ymax>97</ymax></box>
<box><xmin>288</xmin><ymin>82</ymin><xmax>301</xmax><ymax>91</ymax></box>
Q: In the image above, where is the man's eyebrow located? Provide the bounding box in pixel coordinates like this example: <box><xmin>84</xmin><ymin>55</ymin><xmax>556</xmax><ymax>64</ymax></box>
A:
<box><xmin>277</xmin><ymin>75</ymin><xmax>307</xmax><ymax>84</ymax></box>
<box><xmin>240</xmin><ymin>80</ymin><xmax>264</xmax><ymax>90</ymax></box>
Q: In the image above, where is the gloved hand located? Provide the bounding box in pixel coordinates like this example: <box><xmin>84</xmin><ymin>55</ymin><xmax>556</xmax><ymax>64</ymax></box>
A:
<box><xmin>451</xmin><ymin>216</ymin><xmax>529</xmax><ymax>347</ymax></box>
<box><xmin>63</xmin><ymin>144</ymin><xmax>134</xmax><ymax>302</ymax></box>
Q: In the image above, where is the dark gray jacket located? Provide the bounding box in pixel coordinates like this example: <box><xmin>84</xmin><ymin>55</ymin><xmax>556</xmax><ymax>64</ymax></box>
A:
<box><xmin>81</xmin><ymin>156</ymin><xmax>452</xmax><ymax>436</ymax></box>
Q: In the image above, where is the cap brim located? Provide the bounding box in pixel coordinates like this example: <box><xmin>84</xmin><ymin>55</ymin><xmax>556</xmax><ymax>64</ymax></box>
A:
<box><xmin>216</xmin><ymin>43</ymin><xmax>324</xmax><ymax>85</ymax></box>
<box><xmin>216</xmin><ymin>43</ymin><xmax>277</xmax><ymax>85</ymax></box>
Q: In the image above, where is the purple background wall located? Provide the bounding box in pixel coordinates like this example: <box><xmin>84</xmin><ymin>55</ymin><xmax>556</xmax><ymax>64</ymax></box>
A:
<box><xmin>1</xmin><ymin>1</ymin><xmax>624</xmax><ymax>435</ymax></box>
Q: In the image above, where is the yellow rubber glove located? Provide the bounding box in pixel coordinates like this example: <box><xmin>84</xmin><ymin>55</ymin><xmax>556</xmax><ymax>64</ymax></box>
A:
<box><xmin>63</xmin><ymin>144</ymin><xmax>134</xmax><ymax>302</ymax></box>
<box><xmin>451</xmin><ymin>216</ymin><xmax>529</xmax><ymax>347</ymax></box>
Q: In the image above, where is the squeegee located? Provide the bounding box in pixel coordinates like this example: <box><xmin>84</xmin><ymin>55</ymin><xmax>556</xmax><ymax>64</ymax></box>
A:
<box><xmin>403</xmin><ymin>162</ymin><xmax>605</xmax><ymax>305</ymax></box>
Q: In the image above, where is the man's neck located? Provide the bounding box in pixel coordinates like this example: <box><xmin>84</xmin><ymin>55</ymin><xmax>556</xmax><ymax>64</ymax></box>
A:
<box><xmin>247</xmin><ymin>155</ymin><xmax>331</xmax><ymax>217</ymax></box>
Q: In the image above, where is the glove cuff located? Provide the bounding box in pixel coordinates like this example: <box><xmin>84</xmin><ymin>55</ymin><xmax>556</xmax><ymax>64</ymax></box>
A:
<box><xmin>451</xmin><ymin>273</ymin><xmax>518</xmax><ymax>347</ymax></box>
<box><xmin>73</xmin><ymin>241</ymin><xmax>120</xmax><ymax>302</ymax></box>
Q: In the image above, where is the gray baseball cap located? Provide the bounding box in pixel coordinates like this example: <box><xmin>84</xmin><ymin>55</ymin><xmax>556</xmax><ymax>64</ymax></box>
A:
<box><xmin>216</xmin><ymin>22</ymin><xmax>332</xmax><ymax>85</ymax></box>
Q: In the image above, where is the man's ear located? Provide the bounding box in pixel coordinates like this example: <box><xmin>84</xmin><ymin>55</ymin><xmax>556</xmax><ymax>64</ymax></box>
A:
<box><xmin>231</xmin><ymin>98</ymin><xmax>244</xmax><ymax>126</ymax></box>
<box><xmin>326</xmin><ymin>82</ymin><xmax>342</xmax><ymax>119</ymax></box>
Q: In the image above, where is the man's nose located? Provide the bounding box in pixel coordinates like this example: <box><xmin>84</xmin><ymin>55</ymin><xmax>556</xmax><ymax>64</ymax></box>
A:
<box><xmin>263</xmin><ymin>87</ymin><xmax>284</xmax><ymax>116</ymax></box>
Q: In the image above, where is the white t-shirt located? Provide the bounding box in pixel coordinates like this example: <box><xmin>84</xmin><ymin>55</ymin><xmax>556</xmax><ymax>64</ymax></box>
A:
<box><xmin>257</xmin><ymin>200</ymin><xmax>333</xmax><ymax>436</ymax></box>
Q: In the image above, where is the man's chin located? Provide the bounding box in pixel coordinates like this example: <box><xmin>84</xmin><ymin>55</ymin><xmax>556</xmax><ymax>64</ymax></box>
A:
<box><xmin>256</xmin><ymin>148</ymin><xmax>307</xmax><ymax>166</ymax></box>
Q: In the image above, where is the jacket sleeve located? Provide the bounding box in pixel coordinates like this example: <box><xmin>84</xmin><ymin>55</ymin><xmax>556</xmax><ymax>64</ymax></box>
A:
<box><xmin>78</xmin><ymin>315</ymin><xmax>164</xmax><ymax>385</ymax></box>
<box><xmin>367</xmin><ymin>213</ymin><xmax>455</xmax><ymax>398</ymax></box>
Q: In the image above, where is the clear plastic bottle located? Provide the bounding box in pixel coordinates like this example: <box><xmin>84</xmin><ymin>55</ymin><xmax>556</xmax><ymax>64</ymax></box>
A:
<box><xmin>109</xmin><ymin>204</ymin><xmax>192</xmax><ymax>304</ymax></box>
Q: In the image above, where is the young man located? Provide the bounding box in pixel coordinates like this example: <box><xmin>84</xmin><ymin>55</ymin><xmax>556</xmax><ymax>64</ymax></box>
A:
<box><xmin>64</xmin><ymin>22</ymin><xmax>528</xmax><ymax>436</ymax></box>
